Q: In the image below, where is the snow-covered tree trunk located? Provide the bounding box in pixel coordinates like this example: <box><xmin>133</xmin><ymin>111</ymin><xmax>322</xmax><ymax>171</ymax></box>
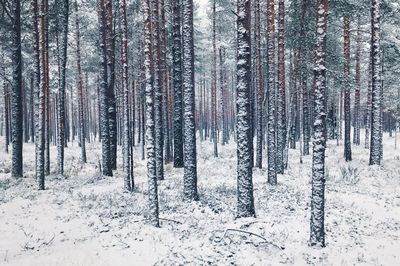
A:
<box><xmin>160</xmin><ymin>0</ymin><xmax>171</xmax><ymax>164</ymax></box>
<box><xmin>44</xmin><ymin>0</ymin><xmax>50</xmax><ymax>176</ymax></box>
<box><xmin>277</xmin><ymin>0</ymin><xmax>286</xmax><ymax>173</ymax></box>
<box><xmin>151</xmin><ymin>0</ymin><xmax>164</xmax><ymax>180</ymax></box>
<box><xmin>300</xmin><ymin>0</ymin><xmax>309</xmax><ymax>156</ymax></box>
<box><xmin>10</xmin><ymin>0</ymin><xmax>24</xmax><ymax>177</ymax></box>
<box><xmin>172</xmin><ymin>0</ymin><xmax>183</xmax><ymax>168</ymax></box>
<box><xmin>182</xmin><ymin>0</ymin><xmax>198</xmax><ymax>201</ymax></box>
<box><xmin>219</xmin><ymin>47</ymin><xmax>228</xmax><ymax>145</ymax></box>
<box><xmin>119</xmin><ymin>0</ymin><xmax>133</xmax><ymax>191</ymax></box>
<box><xmin>353</xmin><ymin>15</ymin><xmax>361</xmax><ymax>146</ymax></box>
<box><xmin>211</xmin><ymin>0</ymin><xmax>218</xmax><ymax>158</ymax></box>
<box><xmin>369</xmin><ymin>0</ymin><xmax>382</xmax><ymax>165</ymax></box>
<box><xmin>254</xmin><ymin>0</ymin><xmax>263</xmax><ymax>169</ymax></box>
<box><xmin>105</xmin><ymin>0</ymin><xmax>117</xmax><ymax>171</ymax></box>
<box><xmin>365</xmin><ymin>54</ymin><xmax>372</xmax><ymax>149</ymax></box>
<box><xmin>343</xmin><ymin>16</ymin><xmax>352</xmax><ymax>162</ymax></box>
<box><xmin>144</xmin><ymin>0</ymin><xmax>160</xmax><ymax>226</ymax></box>
<box><xmin>37</xmin><ymin>0</ymin><xmax>47</xmax><ymax>189</ymax></box>
<box><xmin>97</xmin><ymin>0</ymin><xmax>112</xmax><ymax>176</ymax></box>
<box><xmin>74</xmin><ymin>0</ymin><xmax>87</xmax><ymax>163</ymax></box>
<box><xmin>57</xmin><ymin>0</ymin><xmax>69</xmax><ymax>175</ymax></box>
<box><xmin>236</xmin><ymin>0</ymin><xmax>255</xmax><ymax>218</ymax></box>
<box><xmin>3</xmin><ymin>75</ymin><xmax>9</xmax><ymax>153</ymax></box>
<box><xmin>310</xmin><ymin>0</ymin><xmax>328</xmax><ymax>247</ymax></box>
<box><xmin>267</xmin><ymin>0</ymin><xmax>277</xmax><ymax>185</ymax></box>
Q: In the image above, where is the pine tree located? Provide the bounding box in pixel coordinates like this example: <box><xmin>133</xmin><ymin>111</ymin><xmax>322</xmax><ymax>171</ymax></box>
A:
<box><xmin>343</xmin><ymin>16</ymin><xmax>352</xmax><ymax>161</ymax></box>
<box><xmin>277</xmin><ymin>0</ymin><xmax>286</xmax><ymax>173</ymax></box>
<box><xmin>144</xmin><ymin>0</ymin><xmax>159</xmax><ymax>226</ymax></box>
<box><xmin>105</xmin><ymin>0</ymin><xmax>117</xmax><ymax>171</ymax></box>
<box><xmin>353</xmin><ymin>15</ymin><xmax>361</xmax><ymax>146</ymax></box>
<box><xmin>56</xmin><ymin>0</ymin><xmax>69</xmax><ymax>175</ymax></box>
<box><xmin>37</xmin><ymin>0</ymin><xmax>47</xmax><ymax>189</ymax></box>
<box><xmin>310</xmin><ymin>0</ymin><xmax>328</xmax><ymax>247</ymax></box>
<box><xmin>254</xmin><ymin>0</ymin><xmax>263</xmax><ymax>169</ymax></box>
<box><xmin>267</xmin><ymin>0</ymin><xmax>277</xmax><ymax>185</ymax></box>
<box><xmin>172</xmin><ymin>0</ymin><xmax>184</xmax><ymax>168</ymax></box>
<box><xmin>211</xmin><ymin>0</ymin><xmax>218</xmax><ymax>158</ymax></box>
<box><xmin>97</xmin><ymin>0</ymin><xmax>112</xmax><ymax>176</ymax></box>
<box><xmin>236</xmin><ymin>0</ymin><xmax>255</xmax><ymax>218</ymax></box>
<box><xmin>8</xmin><ymin>0</ymin><xmax>24</xmax><ymax>177</ymax></box>
<box><xmin>151</xmin><ymin>0</ymin><xmax>164</xmax><ymax>180</ymax></box>
<box><xmin>119</xmin><ymin>0</ymin><xmax>133</xmax><ymax>191</ymax></box>
<box><xmin>182</xmin><ymin>0</ymin><xmax>198</xmax><ymax>201</ymax></box>
<box><xmin>369</xmin><ymin>0</ymin><xmax>382</xmax><ymax>165</ymax></box>
<box><xmin>74</xmin><ymin>0</ymin><xmax>86</xmax><ymax>163</ymax></box>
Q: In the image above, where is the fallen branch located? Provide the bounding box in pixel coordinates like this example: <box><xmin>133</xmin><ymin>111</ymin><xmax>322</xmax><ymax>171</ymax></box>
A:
<box><xmin>159</xmin><ymin>218</ymin><xmax>182</xmax><ymax>224</ymax></box>
<box><xmin>38</xmin><ymin>233</ymin><xmax>55</xmax><ymax>248</ymax></box>
<box><xmin>223</xmin><ymin>228</ymin><xmax>285</xmax><ymax>250</ymax></box>
<box><xmin>131</xmin><ymin>217</ymin><xmax>182</xmax><ymax>225</ymax></box>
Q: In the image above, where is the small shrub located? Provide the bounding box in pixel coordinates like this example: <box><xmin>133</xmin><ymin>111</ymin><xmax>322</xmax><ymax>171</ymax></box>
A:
<box><xmin>339</xmin><ymin>166</ymin><xmax>360</xmax><ymax>185</ymax></box>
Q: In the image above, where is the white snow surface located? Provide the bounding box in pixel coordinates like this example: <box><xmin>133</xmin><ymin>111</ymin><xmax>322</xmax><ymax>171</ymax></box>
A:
<box><xmin>0</xmin><ymin>133</ymin><xmax>399</xmax><ymax>265</ymax></box>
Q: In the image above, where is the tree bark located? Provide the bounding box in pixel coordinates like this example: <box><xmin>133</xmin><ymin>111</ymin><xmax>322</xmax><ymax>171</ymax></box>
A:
<box><xmin>343</xmin><ymin>16</ymin><xmax>352</xmax><ymax>161</ymax></box>
<box><xmin>310</xmin><ymin>0</ymin><xmax>328</xmax><ymax>248</ymax></box>
<box><xmin>236</xmin><ymin>0</ymin><xmax>255</xmax><ymax>218</ymax></box>
<box><xmin>369</xmin><ymin>0</ymin><xmax>382</xmax><ymax>165</ymax></box>
<box><xmin>182</xmin><ymin>0</ymin><xmax>198</xmax><ymax>201</ymax></box>
<box><xmin>267</xmin><ymin>0</ymin><xmax>277</xmax><ymax>185</ymax></box>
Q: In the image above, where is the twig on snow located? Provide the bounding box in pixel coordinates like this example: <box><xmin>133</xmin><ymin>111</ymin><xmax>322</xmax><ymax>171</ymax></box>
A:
<box><xmin>38</xmin><ymin>233</ymin><xmax>55</xmax><ymax>248</ymax></box>
<box><xmin>221</xmin><ymin>228</ymin><xmax>285</xmax><ymax>250</ymax></box>
<box><xmin>159</xmin><ymin>218</ymin><xmax>182</xmax><ymax>224</ymax></box>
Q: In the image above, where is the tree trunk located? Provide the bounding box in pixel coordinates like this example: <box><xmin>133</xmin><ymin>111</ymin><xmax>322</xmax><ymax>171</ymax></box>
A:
<box><xmin>97</xmin><ymin>0</ymin><xmax>112</xmax><ymax>176</ymax></box>
<box><xmin>267</xmin><ymin>0</ymin><xmax>277</xmax><ymax>185</ymax></box>
<box><xmin>182</xmin><ymin>0</ymin><xmax>198</xmax><ymax>201</ymax></box>
<box><xmin>310</xmin><ymin>0</ymin><xmax>328</xmax><ymax>248</ymax></box>
<box><xmin>236</xmin><ymin>0</ymin><xmax>255</xmax><ymax>218</ymax></box>
<box><xmin>254</xmin><ymin>0</ymin><xmax>263</xmax><ymax>169</ymax></box>
<box><xmin>10</xmin><ymin>0</ymin><xmax>24</xmax><ymax>177</ymax></box>
<box><xmin>343</xmin><ymin>16</ymin><xmax>352</xmax><ymax>161</ymax></box>
<box><xmin>353</xmin><ymin>16</ymin><xmax>361</xmax><ymax>146</ymax></box>
<box><xmin>172</xmin><ymin>0</ymin><xmax>184</xmax><ymax>168</ymax></box>
<box><xmin>119</xmin><ymin>0</ymin><xmax>133</xmax><ymax>191</ymax></box>
<box><xmin>37</xmin><ymin>0</ymin><xmax>46</xmax><ymax>188</ymax></box>
<box><xmin>277</xmin><ymin>0</ymin><xmax>286</xmax><ymax>173</ymax></box>
<box><xmin>211</xmin><ymin>0</ymin><xmax>218</xmax><ymax>157</ymax></box>
<box><xmin>151</xmin><ymin>0</ymin><xmax>164</xmax><ymax>180</ymax></box>
<box><xmin>74</xmin><ymin>0</ymin><xmax>87</xmax><ymax>163</ymax></box>
<box><xmin>144</xmin><ymin>0</ymin><xmax>160</xmax><ymax>226</ymax></box>
<box><xmin>369</xmin><ymin>0</ymin><xmax>382</xmax><ymax>165</ymax></box>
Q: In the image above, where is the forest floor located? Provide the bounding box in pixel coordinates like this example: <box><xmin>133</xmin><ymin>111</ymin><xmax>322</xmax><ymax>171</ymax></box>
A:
<box><xmin>0</xmin><ymin>133</ymin><xmax>399</xmax><ymax>265</ymax></box>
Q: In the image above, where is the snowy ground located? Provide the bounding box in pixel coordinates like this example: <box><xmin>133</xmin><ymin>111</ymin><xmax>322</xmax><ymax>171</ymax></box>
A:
<box><xmin>0</xmin><ymin>133</ymin><xmax>399</xmax><ymax>265</ymax></box>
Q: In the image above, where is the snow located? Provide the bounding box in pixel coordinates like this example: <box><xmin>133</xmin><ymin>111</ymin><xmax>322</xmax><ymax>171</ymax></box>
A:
<box><xmin>0</xmin><ymin>132</ymin><xmax>399</xmax><ymax>265</ymax></box>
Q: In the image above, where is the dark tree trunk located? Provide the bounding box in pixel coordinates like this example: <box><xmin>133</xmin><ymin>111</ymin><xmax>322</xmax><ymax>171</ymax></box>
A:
<box><xmin>254</xmin><ymin>0</ymin><xmax>263</xmax><ymax>169</ymax></box>
<box><xmin>353</xmin><ymin>16</ymin><xmax>361</xmax><ymax>146</ymax></box>
<box><xmin>56</xmin><ymin>0</ymin><xmax>68</xmax><ymax>175</ymax></box>
<box><xmin>277</xmin><ymin>0</ymin><xmax>286</xmax><ymax>173</ymax></box>
<box><xmin>310</xmin><ymin>0</ymin><xmax>328</xmax><ymax>248</ymax></box>
<box><xmin>343</xmin><ymin>16</ymin><xmax>352</xmax><ymax>161</ymax></box>
<box><xmin>172</xmin><ymin>0</ymin><xmax>184</xmax><ymax>168</ymax></box>
<box><xmin>267</xmin><ymin>0</ymin><xmax>277</xmax><ymax>185</ymax></box>
<box><xmin>10</xmin><ymin>0</ymin><xmax>24</xmax><ymax>177</ymax></box>
<box><xmin>98</xmin><ymin>0</ymin><xmax>112</xmax><ymax>176</ymax></box>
